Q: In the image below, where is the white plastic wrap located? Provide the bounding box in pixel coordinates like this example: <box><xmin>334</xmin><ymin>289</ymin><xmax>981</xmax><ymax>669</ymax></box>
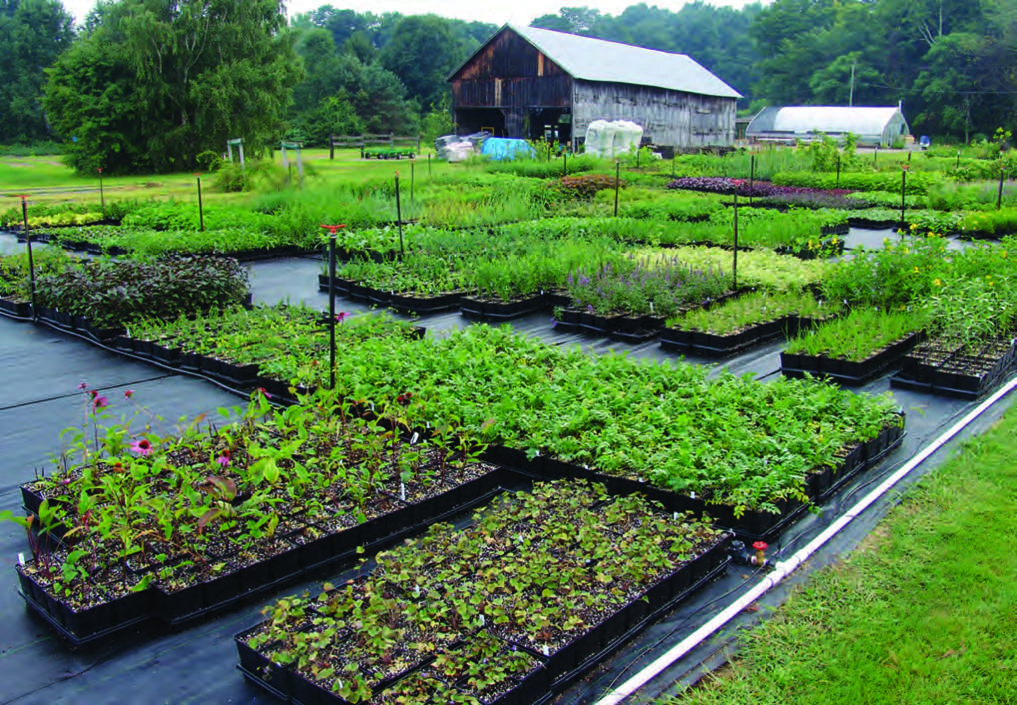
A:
<box><xmin>584</xmin><ymin>120</ymin><xmax>643</xmax><ymax>157</ymax></box>
<box><xmin>584</xmin><ymin>120</ymin><xmax>612</xmax><ymax>158</ymax></box>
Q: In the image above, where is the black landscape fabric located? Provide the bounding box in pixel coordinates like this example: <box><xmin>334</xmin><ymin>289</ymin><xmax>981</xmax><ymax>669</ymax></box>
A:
<box><xmin>0</xmin><ymin>249</ymin><xmax>1011</xmax><ymax>704</ymax></box>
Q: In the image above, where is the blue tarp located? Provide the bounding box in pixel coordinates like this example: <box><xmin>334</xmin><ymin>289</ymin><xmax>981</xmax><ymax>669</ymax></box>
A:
<box><xmin>481</xmin><ymin>138</ymin><xmax>536</xmax><ymax>161</ymax></box>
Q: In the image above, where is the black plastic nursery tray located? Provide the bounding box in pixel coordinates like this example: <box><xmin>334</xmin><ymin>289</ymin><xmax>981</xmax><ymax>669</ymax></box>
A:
<box><xmin>552</xmin><ymin>308</ymin><xmax>664</xmax><ymax>344</ymax></box>
<box><xmin>233</xmin><ymin>486</ymin><xmax>732</xmax><ymax>705</ymax></box>
<box><xmin>780</xmin><ymin>332</ymin><xmax>923</xmax><ymax>386</ymax></box>
<box><xmin>16</xmin><ymin>468</ymin><xmax>514</xmax><ymax>647</ymax></box>
<box><xmin>460</xmin><ymin>293</ymin><xmax>549</xmax><ymax>321</ymax></box>
<box><xmin>891</xmin><ymin>337</ymin><xmax>1017</xmax><ymax>400</ymax></box>
<box><xmin>659</xmin><ymin>316</ymin><xmax>795</xmax><ymax>357</ymax></box>
<box><xmin>481</xmin><ymin>412</ymin><xmax>905</xmax><ymax>544</ymax></box>
<box><xmin>317</xmin><ymin>274</ymin><xmax>463</xmax><ymax>315</ymax></box>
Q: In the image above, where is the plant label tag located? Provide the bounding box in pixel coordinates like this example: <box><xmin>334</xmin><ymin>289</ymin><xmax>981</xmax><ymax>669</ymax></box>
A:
<box><xmin>479</xmin><ymin>614</ymin><xmax>485</xmax><ymax>626</ymax></box>
<box><xmin>369</xmin><ymin>402</ymin><xmax>375</xmax><ymax>412</ymax></box>
<box><xmin>542</xmin><ymin>645</ymin><xmax>550</xmax><ymax>657</ymax></box>
<box><xmin>690</xmin><ymin>491</ymin><xmax>696</xmax><ymax>499</ymax></box>
<box><xmin>673</xmin><ymin>512</ymin><xmax>679</xmax><ymax>520</ymax></box>
<box><xmin>17</xmin><ymin>552</ymin><xmax>24</xmax><ymax>566</ymax></box>
<box><xmin>649</xmin><ymin>302</ymin><xmax>654</xmax><ymax>313</ymax></box>
<box><xmin>426</xmin><ymin>422</ymin><xmax>430</xmax><ymax>429</ymax></box>
<box><xmin>411</xmin><ymin>432</ymin><xmax>419</xmax><ymax>444</ymax></box>
<box><xmin>400</xmin><ymin>482</ymin><xmax>406</xmax><ymax>502</ymax></box>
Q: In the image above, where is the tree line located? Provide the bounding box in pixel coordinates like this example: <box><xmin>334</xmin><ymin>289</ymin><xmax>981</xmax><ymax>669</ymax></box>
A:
<box><xmin>1</xmin><ymin>0</ymin><xmax>1014</xmax><ymax>174</ymax></box>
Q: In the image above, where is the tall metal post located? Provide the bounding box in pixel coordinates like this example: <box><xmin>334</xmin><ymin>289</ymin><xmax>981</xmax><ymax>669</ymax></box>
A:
<box><xmin>614</xmin><ymin>161</ymin><xmax>620</xmax><ymax>217</ymax></box>
<box><xmin>411</xmin><ymin>158</ymin><xmax>415</xmax><ymax>202</ymax></box>
<box><xmin>900</xmin><ymin>167</ymin><xmax>907</xmax><ymax>230</ymax></box>
<box><xmin>998</xmin><ymin>168</ymin><xmax>1005</xmax><ymax>210</ymax></box>
<box><xmin>329</xmin><ymin>233</ymin><xmax>336</xmax><ymax>390</ymax></box>
<box><xmin>320</xmin><ymin>224</ymin><xmax>346</xmax><ymax>390</ymax></box>
<box><xmin>22</xmin><ymin>196</ymin><xmax>37</xmax><ymax>319</ymax></box>
<box><xmin>395</xmin><ymin>173</ymin><xmax>405</xmax><ymax>262</ymax></box>
<box><xmin>195</xmin><ymin>174</ymin><xmax>204</xmax><ymax>232</ymax></box>
<box><xmin>732</xmin><ymin>192</ymin><xmax>739</xmax><ymax>291</ymax></box>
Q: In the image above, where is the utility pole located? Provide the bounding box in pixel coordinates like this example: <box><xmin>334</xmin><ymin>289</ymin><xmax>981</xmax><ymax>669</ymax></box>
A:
<box><xmin>849</xmin><ymin>62</ymin><xmax>856</xmax><ymax>107</ymax></box>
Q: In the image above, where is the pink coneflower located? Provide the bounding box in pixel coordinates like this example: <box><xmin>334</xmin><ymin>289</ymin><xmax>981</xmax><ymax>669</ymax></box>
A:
<box><xmin>335</xmin><ymin>311</ymin><xmax>351</xmax><ymax>323</ymax></box>
<box><xmin>256</xmin><ymin>387</ymin><xmax>272</xmax><ymax>399</ymax></box>
<box><xmin>216</xmin><ymin>450</ymin><xmax>230</xmax><ymax>468</ymax></box>
<box><xmin>77</xmin><ymin>382</ymin><xmax>87</xmax><ymax>390</ymax></box>
<box><xmin>130</xmin><ymin>439</ymin><xmax>153</xmax><ymax>456</ymax></box>
<box><xmin>124</xmin><ymin>389</ymin><xmax>135</xmax><ymax>399</ymax></box>
<box><xmin>92</xmin><ymin>395</ymin><xmax>109</xmax><ymax>411</ymax></box>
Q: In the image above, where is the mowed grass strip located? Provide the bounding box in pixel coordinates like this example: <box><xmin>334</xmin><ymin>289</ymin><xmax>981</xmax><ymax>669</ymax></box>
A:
<box><xmin>670</xmin><ymin>407</ymin><xmax>1017</xmax><ymax>705</ymax></box>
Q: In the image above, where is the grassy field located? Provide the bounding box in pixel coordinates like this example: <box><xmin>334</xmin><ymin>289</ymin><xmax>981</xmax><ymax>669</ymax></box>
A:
<box><xmin>0</xmin><ymin>147</ymin><xmax>457</xmax><ymax>208</ymax></box>
<box><xmin>670</xmin><ymin>405</ymin><xmax>1017</xmax><ymax>705</ymax></box>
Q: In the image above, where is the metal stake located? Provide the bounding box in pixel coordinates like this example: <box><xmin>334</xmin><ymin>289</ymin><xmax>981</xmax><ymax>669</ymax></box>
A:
<box><xmin>998</xmin><ymin>168</ymin><xmax>1005</xmax><ymax>210</ymax></box>
<box><xmin>22</xmin><ymin>196</ymin><xmax>37</xmax><ymax>319</ymax></box>
<box><xmin>320</xmin><ymin>224</ymin><xmax>346</xmax><ymax>390</ymax></box>
<box><xmin>900</xmin><ymin>167</ymin><xmax>908</xmax><ymax>230</ymax></box>
<box><xmin>195</xmin><ymin>174</ymin><xmax>204</xmax><ymax>232</ymax></box>
<box><xmin>395</xmin><ymin>173</ymin><xmax>405</xmax><ymax>262</ymax></box>
<box><xmin>614</xmin><ymin>161</ymin><xmax>620</xmax><ymax>217</ymax></box>
<box><xmin>732</xmin><ymin>192</ymin><xmax>739</xmax><ymax>291</ymax></box>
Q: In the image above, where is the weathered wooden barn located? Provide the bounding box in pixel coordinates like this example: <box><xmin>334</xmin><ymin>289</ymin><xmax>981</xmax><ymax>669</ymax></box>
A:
<box><xmin>446</xmin><ymin>24</ymin><xmax>742</xmax><ymax>151</ymax></box>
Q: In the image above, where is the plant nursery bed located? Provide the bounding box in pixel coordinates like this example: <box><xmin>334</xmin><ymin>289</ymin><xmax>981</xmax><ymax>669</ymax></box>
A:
<box><xmin>317</xmin><ymin>275</ymin><xmax>462</xmax><ymax>315</ymax></box>
<box><xmin>780</xmin><ymin>331</ymin><xmax>923</xmax><ymax>386</ymax></box>
<box><xmin>552</xmin><ymin>308</ymin><xmax>663</xmax><ymax>343</ymax></box>
<box><xmin>890</xmin><ymin>336</ymin><xmax>1017</xmax><ymax>400</ymax></box>
<box><xmin>481</xmin><ymin>410</ymin><xmax>905</xmax><ymax>542</ymax></box>
<box><xmin>13</xmin><ymin>391</ymin><xmax>512</xmax><ymax>646</ymax></box>
<box><xmin>659</xmin><ymin>315</ymin><xmax>797</xmax><ymax>357</ymax></box>
<box><xmin>234</xmin><ymin>480</ymin><xmax>731</xmax><ymax>705</ymax></box>
<box><xmin>18</xmin><ymin>463</ymin><xmax>509</xmax><ymax>646</ymax></box>
<box><xmin>460</xmin><ymin>293</ymin><xmax>549</xmax><ymax>321</ymax></box>
<box><xmin>0</xmin><ymin>295</ymin><xmax>30</xmax><ymax>318</ymax></box>
<box><xmin>35</xmin><ymin>305</ymin><xmax>126</xmax><ymax>341</ymax></box>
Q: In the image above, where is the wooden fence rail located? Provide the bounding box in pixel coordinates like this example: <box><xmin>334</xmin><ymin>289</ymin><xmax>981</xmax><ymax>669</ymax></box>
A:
<box><xmin>330</xmin><ymin>133</ymin><xmax>421</xmax><ymax>159</ymax></box>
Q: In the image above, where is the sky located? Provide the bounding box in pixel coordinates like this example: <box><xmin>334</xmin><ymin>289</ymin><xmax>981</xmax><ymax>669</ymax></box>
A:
<box><xmin>60</xmin><ymin>0</ymin><xmax>761</xmax><ymax>28</ymax></box>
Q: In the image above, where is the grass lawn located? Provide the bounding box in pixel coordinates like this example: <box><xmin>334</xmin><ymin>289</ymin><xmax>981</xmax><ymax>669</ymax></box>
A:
<box><xmin>0</xmin><ymin>147</ymin><xmax>460</xmax><ymax>210</ymax></box>
<box><xmin>670</xmin><ymin>406</ymin><xmax>1017</xmax><ymax>705</ymax></box>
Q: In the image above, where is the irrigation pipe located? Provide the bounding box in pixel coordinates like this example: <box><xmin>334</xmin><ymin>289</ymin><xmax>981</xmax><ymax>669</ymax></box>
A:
<box><xmin>597</xmin><ymin>374</ymin><xmax>1017</xmax><ymax>705</ymax></box>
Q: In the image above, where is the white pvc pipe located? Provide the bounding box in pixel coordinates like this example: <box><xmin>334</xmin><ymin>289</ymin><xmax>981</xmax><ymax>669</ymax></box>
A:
<box><xmin>597</xmin><ymin>376</ymin><xmax>1017</xmax><ymax>705</ymax></box>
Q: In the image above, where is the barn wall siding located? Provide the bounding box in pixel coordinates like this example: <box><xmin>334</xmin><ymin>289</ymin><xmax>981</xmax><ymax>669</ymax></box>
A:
<box><xmin>449</xmin><ymin>27</ymin><xmax>737</xmax><ymax>148</ymax></box>
<box><xmin>572</xmin><ymin>81</ymin><xmax>736</xmax><ymax>147</ymax></box>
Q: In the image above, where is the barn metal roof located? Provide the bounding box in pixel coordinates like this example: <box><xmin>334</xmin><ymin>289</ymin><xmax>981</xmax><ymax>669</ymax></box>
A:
<box><xmin>746</xmin><ymin>106</ymin><xmax>906</xmax><ymax>136</ymax></box>
<box><xmin>449</xmin><ymin>24</ymin><xmax>742</xmax><ymax>100</ymax></box>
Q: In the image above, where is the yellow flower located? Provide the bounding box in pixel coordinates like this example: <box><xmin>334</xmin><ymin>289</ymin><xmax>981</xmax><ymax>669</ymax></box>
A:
<box><xmin>990</xmin><ymin>281</ymin><xmax>995</xmax><ymax>286</ymax></box>
<box><xmin>910</xmin><ymin>223</ymin><xmax>918</xmax><ymax>231</ymax></box>
<box><xmin>933</xmin><ymin>278</ymin><xmax>942</xmax><ymax>286</ymax></box>
<box><xmin>912</xmin><ymin>266</ymin><xmax>920</xmax><ymax>273</ymax></box>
